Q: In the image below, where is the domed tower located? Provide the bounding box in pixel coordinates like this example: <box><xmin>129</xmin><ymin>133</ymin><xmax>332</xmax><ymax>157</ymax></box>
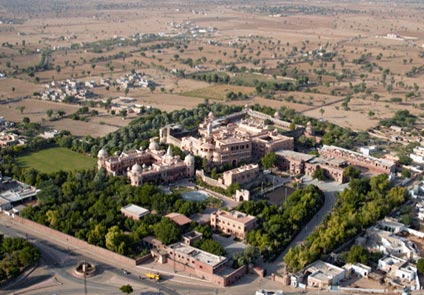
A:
<box><xmin>184</xmin><ymin>154</ymin><xmax>195</xmax><ymax>177</ymax></box>
<box><xmin>207</xmin><ymin>122</ymin><xmax>213</xmax><ymax>137</ymax></box>
<box><xmin>274</xmin><ymin>111</ymin><xmax>281</xmax><ymax>120</ymax></box>
<box><xmin>306</xmin><ymin>121</ymin><xmax>315</xmax><ymax>136</ymax></box>
<box><xmin>164</xmin><ymin>146</ymin><xmax>174</xmax><ymax>164</ymax></box>
<box><xmin>128</xmin><ymin>163</ymin><xmax>143</xmax><ymax>186</ymax></box>
<box><xmin>148</xmin><ymin>139</ymin><xmax>159</xmax><ymax>152</ymax></box>
<box><xmin>208</xmin><ymin>111</ymin><xmax>215</xmax><ymax>122</ymax></box>
<box><xmin>97</xmin><ymin>148</ymin><xmax>108</xmax><ymax>170</ymax></box>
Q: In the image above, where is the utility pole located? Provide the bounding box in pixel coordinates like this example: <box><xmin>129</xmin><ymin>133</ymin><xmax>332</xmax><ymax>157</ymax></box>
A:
<box><xmin>82</xmin><ymin>261</ymin><xmax>87</xmax><ymax>295</ymax></box>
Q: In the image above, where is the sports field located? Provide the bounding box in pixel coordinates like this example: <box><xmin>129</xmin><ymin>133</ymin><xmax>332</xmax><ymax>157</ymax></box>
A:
<box><xmin>17</xmin><ymin>147</ymin><xmax>97</xmax><ymax>173</ymax></box>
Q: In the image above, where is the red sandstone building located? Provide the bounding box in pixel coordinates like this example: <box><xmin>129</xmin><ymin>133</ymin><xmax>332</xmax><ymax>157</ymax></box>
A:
<box><xmin>160</xmin><ymin>111</ymin><xmax>294</xmax><ymax>167</ymax></box>
<box><xmin>97</xmin><ymin>141</ymin><xmax>195</xmax><ymax>186</ymax></box>
<box><xmin>210</xmin><ymin>210</ymin><xmax>257</xmax><ymax>240</ymax></box>
<box><xmin>144</xmin><ymin>237</ymin><xmax>247</xmax><ymax>286</ymax></box>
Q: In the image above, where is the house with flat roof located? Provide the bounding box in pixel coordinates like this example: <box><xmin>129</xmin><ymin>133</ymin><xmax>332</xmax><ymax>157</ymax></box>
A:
<box><xmin>144</xmin><ymin>237</ymin><xmax>247</xmax><ymax>286</ymax></box>
<box><xmin>343</xmin><ymin>263</ymin><xmax>372</xmax><ymax>278</ymax></box>
<box><xmin>0</xmin><ymin>177</ymin><xmax>39</xmax><ymax>211</ymax></box>
<box><xmin>120</xmin><ymin>204</ymin><xmax>150</xmax><ymax>220</ymax></box>
<box><xmin>378</xmin><ymin>255</ymin><xmax>420</xmax><ymax>290</ymax></box>
<box><xmin>276</xmin><ymin>149</ymin><xmax>315</xmax><ymax>175</ymax></box>
<box><xmin>210</xmin><ymin>210</ymin><xmax>256</xmax><ymax>240</ymax></box>
<box><xmin>165</xmin><ymin>212</ymin><xmax>192</xmax><ymax>227</ymax></box>
<box><xmin>319</xmin><ymin>145</ymin><xmax>396</xmax><ymax>174</ymax></box>
<box><xmin>304</xmin><ymin>260</ymin><xmax>346</xmax><ymax>289</ymax></box>
<box><xmin>222</xmin><ymin>164</ymin><xmax>259</xmax><ymax>187</ymax></box>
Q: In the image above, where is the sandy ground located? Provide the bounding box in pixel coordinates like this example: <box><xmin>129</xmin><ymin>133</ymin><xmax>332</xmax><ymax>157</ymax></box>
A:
<box><xmin>0</xmin><ymin>99</ymin><xmax>80</xmax><ymax>122</ymax></box>
<box><xmin>0</xmin><ymin>0</ymin><xmax>423</xmax><ymax>132</ymax></box>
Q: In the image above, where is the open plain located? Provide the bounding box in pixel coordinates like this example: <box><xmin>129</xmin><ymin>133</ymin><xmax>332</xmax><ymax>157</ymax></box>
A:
<box><xmin>0</xmin><ymin>0</ymin><xmax>423</xmax><ymax>135</ymax></box>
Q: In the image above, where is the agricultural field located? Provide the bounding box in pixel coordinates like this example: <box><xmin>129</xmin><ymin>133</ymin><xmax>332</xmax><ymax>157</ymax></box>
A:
<box><xmin>17</xmin><ymin>147</ymin><xmax>97</xmax><ymax>173</ymax></box>
<box><xmin>0</xmin><ymin>0</ymin><xmax>423</xmax><ymax>132</ymax></box>
<box><xmin>180</xmin><ymin>84</ymin><xmax>254</xmax><ymax>101</ymax></box>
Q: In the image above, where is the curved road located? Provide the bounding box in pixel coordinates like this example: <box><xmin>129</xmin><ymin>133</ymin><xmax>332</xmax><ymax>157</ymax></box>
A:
<box><xmin>261</xmin><ymin>178</ymin><xmax>348</xmax><ymax>275</ymax></box>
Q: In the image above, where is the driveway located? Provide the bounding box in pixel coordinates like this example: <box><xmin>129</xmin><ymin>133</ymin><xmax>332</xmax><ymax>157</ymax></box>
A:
<box><xmin>260</xmin><ymin>177</ymin><xmax>348</xmax><ymax>275</ymax></box>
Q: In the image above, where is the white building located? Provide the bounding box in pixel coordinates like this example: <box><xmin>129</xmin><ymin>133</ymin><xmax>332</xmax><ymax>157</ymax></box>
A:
<box><xmin>343</xmin><ymin>263</ymin><xmax>372</xmax><ymax>278</ymax></box>
<box><xmin>410</xmin><ymin>146</ymin><xmax>424</xmax><ymax>164</ymax></box>
<box><xmin>120</xmin><ymin>204</ymin><xmax>150</xmax><ymax>220</ymax></box>
<box><xmin>305</xmin><ymin>260</ymin><xmax>346</xmax><ymax>288</ymax></box>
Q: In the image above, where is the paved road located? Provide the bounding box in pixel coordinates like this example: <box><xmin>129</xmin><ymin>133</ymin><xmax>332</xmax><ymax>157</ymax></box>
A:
<box><xmin>0</xmin><ymin>217</ymin><xmax>185</xmax><ymax>295</ymax></box>
<box><xmin>0</xmin><ymin>215</ymin><xmax>286</xmax><ymax>295</ymax></box>
<box><xmin>261</xmin><ymin>178</ymin><xmax>348</xmax><ymax>275</ymax></box>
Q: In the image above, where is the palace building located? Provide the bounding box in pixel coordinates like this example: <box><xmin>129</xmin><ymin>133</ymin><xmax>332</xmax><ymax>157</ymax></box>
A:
<box><xmin>97</xmin><ymin>140</ymin><xmax>195</xmax><ymax>186</ymax></box>
<box><xmin>160</xmin><ymin>111</ymin><xmax>294</xmax><ymax>167</ymax></box>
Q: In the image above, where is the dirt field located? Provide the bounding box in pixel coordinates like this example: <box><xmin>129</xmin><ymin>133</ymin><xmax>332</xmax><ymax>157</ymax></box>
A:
<box><xmin>180</xmin><ymin>84</ymin><xmax>255</xmax><ymax>101</ymax></box>
<box><xmin>0</xmin><ymin>99</ymin><xmax>118</xmax><ymax>137</ymax></box>
<box><xmin>0</xmin><ymin>99</ymin><xmax>80</xmax><ymax>122</ymax></box>
<box><xmin>0</xmin><ymin>0</ymin><xmax>423</xmax><ymax>131</ymax></box>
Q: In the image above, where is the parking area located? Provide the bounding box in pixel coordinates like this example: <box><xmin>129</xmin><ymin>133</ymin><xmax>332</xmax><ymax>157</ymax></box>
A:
<box><xmin>213</xmin><ymin>234</ymin><xmax>247</xmax><ymax>257</ymax></box>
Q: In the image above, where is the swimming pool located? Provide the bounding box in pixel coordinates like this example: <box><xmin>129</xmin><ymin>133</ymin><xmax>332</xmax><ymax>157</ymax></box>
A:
<box><xmin>182</xmin><ymin>190</ymin><xmax>208</xmax><ymax>202</ymax></box>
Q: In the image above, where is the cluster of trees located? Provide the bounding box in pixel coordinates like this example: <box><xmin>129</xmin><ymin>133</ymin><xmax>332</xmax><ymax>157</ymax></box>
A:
<box><xmin>54</xmin><ymin>103</ymin><xmax>242</xmax><ymax>158</ymax></box>
<box><xmin>406</xmin><ymin>65</ymin><xmax>424</xmax><ymax>78</ymax></box>
<box><xmin>342</xmin><ymin>244</ymin><xmax>382</xmax><ymax>265</ymax></box>
<box><xmin>192</xmin><ymin>225</ymin><xmax>225</xmax><ymax>256</ymax></box>
<box><xmin>251</xmin><ymin>104</ymin><xmax>370</xmax><ymax>149</ymax></box>
<box><xmin>379</xmin><ymin>110</ymin><xmax>417</xmax><ymax>129</ymax></box>
<box><xmin>233</xmin><ymin>246</ymin><xmax>260</xmax><ymax>268</ymax></box>
<box><xmin>0</xmin><ymin>236</ymin><xmax>40</xmax><ymax>282</ymax></box>
<box><xmin>226</xmin><ymin>91</ymin><xmax>249</xmax><ymax>101</ymax></box>
<box><xmin>284</xmin><ymin>174</ymin><xmax>407</xmax><ymax>271</ymax></box>
<box><xmin>237</xmin><ymin>185</ymin><xmax>325</xmax><ymax>261</ymax></box>
<box><xmin>19</xmin><ymin>168</ymin><xmax>205</xmax><ymax>257</ymax></box>
<box><xmin>190</xmin><ymin>70</ymin><xmax>305</xmax><ymax>93</ymax></box>
<box><xmin>190</xmin><ymin>72</ymin><xmax>231</xmax><ymax>84</ymax></box>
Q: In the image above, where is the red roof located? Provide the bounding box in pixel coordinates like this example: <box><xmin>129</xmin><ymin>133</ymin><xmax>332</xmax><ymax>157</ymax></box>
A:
<box><xmin>165</xmin><ymin>213</ymin><xmax>192</xmax><ymax>226</ymax></box>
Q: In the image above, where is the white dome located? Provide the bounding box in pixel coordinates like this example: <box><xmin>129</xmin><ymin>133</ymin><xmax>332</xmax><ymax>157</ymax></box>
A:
<box><xmin>166</xmin><ymin>146</ymin><xmax>173</xmax><ymax>157</ymax></box>
<box><xmin>97</xmin><ymin>149</ymin><xmax>108</xmax><ymax>158</ymax></box>
<box><xmin>184</xmin><ymin>154</ymin><xmax>195</xmax><ymax>164</ymax></box>
<box><xmin>131</xmin><ymin>163</ymin><xmax>142</xmax><ymax>173</ymax></box>
<box><xmin>149</xmin><ymin>140</ymin><xmax>159</xmax><ymax>151</ymax></box>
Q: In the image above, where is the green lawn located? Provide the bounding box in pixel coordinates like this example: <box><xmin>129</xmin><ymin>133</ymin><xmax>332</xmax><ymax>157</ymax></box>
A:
<box><xmin>17</xmin><ymin>147</ymin><xmax>97</xmax><ymax>173</ymax></box>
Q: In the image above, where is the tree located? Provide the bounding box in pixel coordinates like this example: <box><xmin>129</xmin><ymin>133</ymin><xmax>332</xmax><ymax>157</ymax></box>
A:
<box><xmin>417</xmin><ymin>258</ymin><xmax>424</xmax><ymax>275</ymax></box>
<box><xmin>346</xmin><ymin>245</ymin><xmax>369</xmax><ymax>264</ymax></box>
<box><xmin>16</xmin><ymin>106</ymin><xmax>25</xmax><ymax>114</ymax></box>
<box><xmin>233</xmin><ymin>246</ymin><xmax>259</xmax><ymax>267</ymax></box>
<box><xmin>398</xmin><ymin>155</ymin><xmax>412</xmax><ymax>165</ymax></box>
<box><xmin>343</xmin><ymin>166</ymin><xmax>361</xmax><ymax>181</ymax></box>
<box><xmin>46</xmin><ymin>109</ymin><xmax>54</xmax><ymax>118</ymax></box>
<box><xmin>319</xmin><ymin>108</ymin><xmax>325</xmax><ymax>118</ymax></box>
<box><xmin>105</xmin><ymin>226</ymin><xmax>127</xmax><ymax>254</ymax></box>
<box><xmin>120</xmin><ymin>284</ymin><xmax>133</xmax><ymax>294</ymax></box>
<box><xmin>120</xmin><ymin>109</ymin><xmax>128</xmax><ymax>120</ymax></box>
<box><xmin>312</xmin><ymin>168</ymin><xmax>326</xmax><ymax>181</ymax></box>
<box><xmin>261</xmin><ymin>152</ymin><xmax>277</xmax><ymax>170</ymax></box>
<box><xmin>401</xmin><ymin>169</ymin><xmax>411</xmax><ymax>178</ymax></box>
<box><xmin>153</xmin><ymin>218</ymin><xmax>180</xmax><ymax>245</ymax></box>
<box><xmin>198</xmin><ymin>239</ymin><xmax>225</xmax><ymax>256</ymax></box>
<box><xmin>22</xmin><ymin>117</ymin><xmax>30</xmax><ymax>124</ymax></box>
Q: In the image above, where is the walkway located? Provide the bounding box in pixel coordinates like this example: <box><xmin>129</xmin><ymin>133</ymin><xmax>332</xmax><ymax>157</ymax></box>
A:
<box><xmin>261</xmin><ymin>177</ymin><xmax>348</xmax><ymax>275</ymax></box>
